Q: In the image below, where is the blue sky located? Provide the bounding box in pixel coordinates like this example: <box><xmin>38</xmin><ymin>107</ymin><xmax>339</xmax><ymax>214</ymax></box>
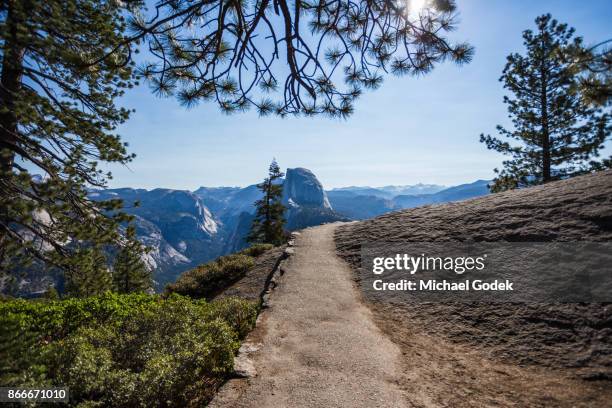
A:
<box><xmin>108</xmin><ymin>0</ymin><xmax>612</xmax><ymax>190</ymax></box>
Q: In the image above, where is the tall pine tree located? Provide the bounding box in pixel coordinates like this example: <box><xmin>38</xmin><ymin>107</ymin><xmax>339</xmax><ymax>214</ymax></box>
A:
<box><xmin>112</xmin><ymin>225</ymin><xmax>151</xmax><ymax>294</ymax></box>
<box><xmin>248</xmin><ymin>160</ymin><xmax>286</xmax><ymax>246</ymax></box>
<box><xmin>0</xmin><ymin>0</ymin><xmax>141</xmax><ymax>284</ymax></box>
<box><xmin>480</xmin><ymin>14</ymin><xmax>610</xmax><ymax>192</ymax></box>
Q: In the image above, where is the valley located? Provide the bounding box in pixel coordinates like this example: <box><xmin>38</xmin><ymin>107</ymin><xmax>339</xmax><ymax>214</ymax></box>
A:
<box><xmin>6</xmin><ymin>167</ymin><xmax>490</xmax><ymax>296</ymax></box>
<box><xmin>82</xmin><ymin>169</ymin><xmax>491</xmax><ymax>291</ymax></box>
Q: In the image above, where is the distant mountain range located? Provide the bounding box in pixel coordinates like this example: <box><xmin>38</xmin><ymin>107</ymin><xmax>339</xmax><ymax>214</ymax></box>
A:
<box><xmin>88</xmin><ymin>168</ymin><xmax>348</xmax><ymax>287</ymax></box>
<box><xmin>326</xmin><ymin>180</ymin><xmax>491</xmax><ymax>220</ymax></box>
<box><xmin>330</xmin><ymin>183</ymin><xmax>446</xmax><ymax>199</ymax></box>
<box><xmin>11</xmin><ymin>169</ymin><xmax>490</xmax><ymax>295</ymax></box>
<box><xmin>83</xmin><ymin>170</ymin><xmax>491</xmax><ymax>290</ymax></box>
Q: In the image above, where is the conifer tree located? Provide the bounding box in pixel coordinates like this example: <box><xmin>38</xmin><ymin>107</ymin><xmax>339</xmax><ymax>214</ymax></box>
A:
<box><xmin>63</xmin><ymin>246</ymin><xmax>112</xmax><ymax>297</ymax></box>
<box><xmin>42</xmin><ymin>285</ymin><xmax>59</xmax><ymax>300</ymax></box>
<box><xmin>480</xmin><ymin>14</ymin><xmax>610</xmax><ymax>192</ymax></box>
<box><xmin>248</xmin><ymin>160</ymin><xmax>286</xmax><ymax>246</ymax></box>
<box><xmin>0</xmin><ymin>1</ymin><xmax>142</xmax><ymax>280</ymax></box>
<box><xmin>113</xmin><ymin>225</ymin><xmax>151</xmax><ymax>294</ymax></box>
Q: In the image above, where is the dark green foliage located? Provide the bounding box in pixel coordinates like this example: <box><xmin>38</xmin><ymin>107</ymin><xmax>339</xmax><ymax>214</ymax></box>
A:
<box><xmin>248</xmin><ymin>160</ymin><xmax>286</xmax><ymax>246</ymax></box>
<box><xmin>165</xmin><ymin>253</ymin><xmax>256</xmax><ymax>299</ymax></box>
<box><xmin>0</xmin><ymin>292</ymin><xmax>158</xmax><ymax>341</ymax></box>
<box><xmin>0</xmin><ymin>293</ymin><xmax>258</xmax><ymax>407</ymax></box>
<box><xmin>113</xmin><ymin>225</ymin><xmax>152</xmax><ymax>294</ymax></box>
<box><xmin>570</xmin><ymin>40</ymin><xmax>612</xmax><ymax>107</ymax></box>
<box><xmin>43</xmin><ymin>286</ymin><xmax>59</xmax><ymax>300</ymax></box>
<box><xmin>134</xmin><ymin>0</ymin><xmax>472</xmax><ymax>117</ymax></box>
<box><xmin>481</xmin><ymin>14</ymin><xmax>610</xmax><ymax>192</ymax></box>
<box><xmin>0</xmin><ymin>311</ymin><xmax>48</xmax><ymax>388</ymax></box>
<box><xmin>0</xmin><ymin>0</ymin><xmax>141</xmax><ymax>283</ymax></box>
<box><xmin>203</xmin><ymin>297</ymin><xmax>260</xmax><ymax>339</ymax></box>
<box><xmin>63</xmin><ymin>246</ymin><xmax>113</xmax><ymax>298</ymax></box>
<box><xmin>1</xmin><ymin>293</ymin><xmax>159</xmax><ymax>389</ymax></box>
<box><xmin>165</xmin><ymin>244</ymin><xmax>273</xmax><ymax>299</ymax></box>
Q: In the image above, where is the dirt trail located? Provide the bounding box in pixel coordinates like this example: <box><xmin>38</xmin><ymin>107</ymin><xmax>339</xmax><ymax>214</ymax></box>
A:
<box><xmin>211</xmin><ymin>223</ymin><xmax>407</xmax><ymax>408</ymax></box>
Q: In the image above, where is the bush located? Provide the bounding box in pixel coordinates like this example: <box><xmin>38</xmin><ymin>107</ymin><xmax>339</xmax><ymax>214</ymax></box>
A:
<box><xmin>166</xmin><ymin>244</ymin><xmax>275</xmax><ymax>300</ymax></box>
<box><xmin>166</xmin><ymin>253</ymin><xmax>258</xmax><ymax>299</ymax></box>
<box><xmin>238</xmin><ymin>243</ymin><xmax>274</xmax><ymax>258</ymax></box>
<box><xmin>0</xmin><ymin>294</ymin><xmax>258</xmax><ymax>407</ymax></box>
<box><xmin>204</xmin><ymin>297</ymin><xmax>259</xmax><ymax>339</ymax></box>
<box><xmin>0</xmin><ymin>292</ymin><xmax>157</xmax><ymax>341</ymax></box>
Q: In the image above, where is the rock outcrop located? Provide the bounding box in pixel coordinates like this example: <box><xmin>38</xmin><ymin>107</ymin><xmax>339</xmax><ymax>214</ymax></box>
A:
<box><xmin>282</xmin><ymin>167</ymin><xmax>333</xmax><ymax>210</ymax></box>
<box><xmin>278</xmin><ymin>167</ymin><xmax>347</xmax><ymax>230</ymax></box>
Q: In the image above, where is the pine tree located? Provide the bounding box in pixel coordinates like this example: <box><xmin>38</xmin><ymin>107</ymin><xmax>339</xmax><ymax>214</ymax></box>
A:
<box><xmin>113</xmin><ymin>225</ymin><xmax>151</xmax><ymax>294</ymax></box>
<box><xmin>248</xmin><ymin>160</ymin><xmax>286</xmax><ymax>246</ymax></box>
<box><xmin>42</xmin><ymin>285</ymin><xmax>59</xmax><ymax>300</ymax></box>
<box><xmin>480</xmin><ymin>14</ymin><xmax>610</xmax><ymax>192</ymax></box>
<box><xmin>0</xmin><ymin>1</ymin><xmax>141</xmax><ymax>281</ymax></box>
<box><xmin>63</xmin><ymin>246</ymin><xmax>112</xmax><ymax>298</ymax></box>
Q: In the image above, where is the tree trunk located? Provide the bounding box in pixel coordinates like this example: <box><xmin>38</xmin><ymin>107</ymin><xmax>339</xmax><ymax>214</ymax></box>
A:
<box><xmin>264</xmin><ymin>179</ymin><xmax>271</xmax><ymax>243</ymax></box>
<box><xmin>540</xmin><ymin>41</ymin><xmax>551</xmax><ymax>183</ymax></box>
<box><xmin>0</xmin><ymin>2</ymin><xmax>24</xmax><ymax>175</ymax></box>
<box><xmin>541</xmin><ymin>98</ymin><xmax>551</xmax><ymax>182</ymax></box>
<box><xmin>0</xmin><ymin>2</ymin><xmax>24</xmax><ymax>263</ymax></box>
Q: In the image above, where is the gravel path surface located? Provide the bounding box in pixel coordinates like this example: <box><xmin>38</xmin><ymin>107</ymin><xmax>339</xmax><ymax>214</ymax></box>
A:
<box><xmin>211</xmin><ymin>223</ymin><xmax>407</xmax><ymax>408</ymax></box>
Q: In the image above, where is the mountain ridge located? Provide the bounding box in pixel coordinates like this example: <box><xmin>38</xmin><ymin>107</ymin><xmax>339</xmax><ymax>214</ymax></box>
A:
<box><xmin>86</xmin><ymin>167</ymin><xmax>348</xmax><ymax>289</ymax></box>
<box><xmin>11</xmin><ymin>170</ymin><xmax>491</xmax><ymax>294</ymax></box>
<box><xmin>95</xmin><ymin>176</ymin><xmax>490</xmax><ymax>286</ymax></box>
<box><xmin>327</xmin><ymin>179</ymin><xmax>491</xmax><ymax>220</ymax></box>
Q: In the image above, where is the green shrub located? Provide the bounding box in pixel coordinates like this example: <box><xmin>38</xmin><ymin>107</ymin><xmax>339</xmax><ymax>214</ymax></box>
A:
<box><xmin>0</xmin><ymin>312</ymin><xmax>50</xmax><ymax>388</ymax></box>
<box><xmin>0</xmin><ymin>292</ymin><xmax>157</xmax><ymax>340</ymax></box>
<box><xmin>166</xmin><ymin>254</ymin><xmax>256</xmax><ymax>299</ymax></box>
<box><xmin>238</xmin><ymin>243</ymin><xmax>274</xmax><ymax>258</ymax></box>
<box><xmin>204</xmin><ymin>297</ymin><xmax>259</xmax><ymax>339</ymax></box>
<box><xmin>0</xmin><ymin>294</ymin><xmax>258</xmax><ymax>407</ymax></box>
